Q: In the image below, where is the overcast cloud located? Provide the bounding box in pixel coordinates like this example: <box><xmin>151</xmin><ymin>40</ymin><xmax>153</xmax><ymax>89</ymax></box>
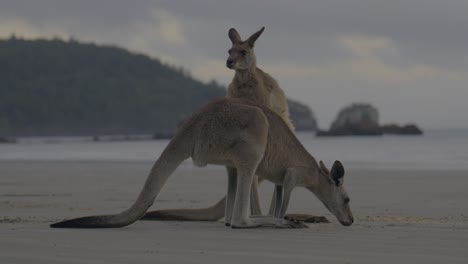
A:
<box><xmin>1</xmin><ymin>0</ymin><xmax>467</xmax><ymax>128</ymax></box>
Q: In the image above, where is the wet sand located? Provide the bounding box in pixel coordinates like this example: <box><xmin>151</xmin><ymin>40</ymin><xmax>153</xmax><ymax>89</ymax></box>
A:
<box><xmin>1</xmin><ymin>160</ymin><xmax>467</xmax><ymax>263</ymax></box>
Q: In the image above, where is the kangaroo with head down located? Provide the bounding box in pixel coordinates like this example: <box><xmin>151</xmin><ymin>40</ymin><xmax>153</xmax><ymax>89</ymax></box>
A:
<box><xmin>51</xmin><ymin>98</ymin><xmax>353</xmax><ymax>229</ymax></box>
<box><xmin>142</xmin><ymin>27</ymin><xmax>326</xmax><ymax>222</ymax></box>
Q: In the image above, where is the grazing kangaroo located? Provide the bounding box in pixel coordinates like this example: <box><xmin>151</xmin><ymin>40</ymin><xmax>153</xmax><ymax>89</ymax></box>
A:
<box><xmin>142</xmin><ymin>27</ymin><xmax>315</xmax><ymax>222</ymax></box>
<box><xmin>51</xmin><ymin>98</ymin><xmax>353</xmax><ymax>228</ymax></box>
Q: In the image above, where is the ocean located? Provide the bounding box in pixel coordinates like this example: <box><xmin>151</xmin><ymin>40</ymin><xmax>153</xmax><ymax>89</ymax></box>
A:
<box><xmin>1</xmin><ymin>129</ymin><xmax>467</xmax><ymax>170</ymax></box>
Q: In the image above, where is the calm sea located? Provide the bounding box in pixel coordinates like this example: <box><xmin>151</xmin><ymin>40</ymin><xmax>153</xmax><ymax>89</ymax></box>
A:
<box><xmin>1</xmin><ymin>129</ymin><xmax>467</xmax><ymax>170</ymax></box>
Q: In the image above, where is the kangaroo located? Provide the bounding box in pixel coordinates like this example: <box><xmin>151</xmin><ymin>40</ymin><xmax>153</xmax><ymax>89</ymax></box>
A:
<box><xmin>50</xmin><ymin>98</ymin><xmax>354</xmax><ymax>228</ymax></box>
<box><xmin>142</xmin><ymin>27</ymin><xmax>316</xmax><ymax>222</ymax></box>
<box><xmin>225</xmin><ymin>27</ymin><xmax>294</xmax><ymax>130</ymax></box>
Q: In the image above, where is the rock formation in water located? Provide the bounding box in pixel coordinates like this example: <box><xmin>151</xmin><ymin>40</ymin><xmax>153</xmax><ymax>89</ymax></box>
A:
<box><xmin>0</xmin><ymin>136</ymin><xmax>16</xmax><ymax>143</ymax></box>
<box><xmin>317</xmin><ymin>103</ymin><xmax>423</xmax><ymax>136</ymax></box>
<box><xmin>288</xmin><ymin>99</ymin><xmax>318</xmax><ymax>131</ymax></box>
<box><xmin>317</xmin><ymin>103</ymin><xmax>382</xmax><ymax>136</ymax></box>
<box><xmin>380</xmin><ymin>124</ymin><xmax>423</xmax><ymax>135</ymax></box>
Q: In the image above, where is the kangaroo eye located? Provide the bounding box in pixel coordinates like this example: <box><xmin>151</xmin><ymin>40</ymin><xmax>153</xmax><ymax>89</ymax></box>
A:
<box><xmin>344</xmin><ymin>198</ymin><xmax>350</xmax><ymax>204</ymax></box>
<box><xmin>240</xmin><ymin>50</ymin><xmax>247</xmax><ymax>55</ymax></box>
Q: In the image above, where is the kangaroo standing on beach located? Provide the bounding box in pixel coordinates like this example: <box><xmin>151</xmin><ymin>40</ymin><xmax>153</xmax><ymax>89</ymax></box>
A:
<box><xmin>51</xmin><ymin>98</ymin><xmax>354</xmax><ymax>229</ymax></box>
<box><xmin>142</xmin><ymin>27</ymin><xmax>314</xmax><ymax>222</ymax></box>
<box><xmin>225</xmin><ymin>27</ymin><xmax>294</xmax><ymax>130</ymax></box>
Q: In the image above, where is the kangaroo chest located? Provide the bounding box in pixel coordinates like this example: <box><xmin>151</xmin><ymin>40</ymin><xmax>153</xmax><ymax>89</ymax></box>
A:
<box><xmin>230</xmin><ymin>82</ymin><xmax>270</xmax><ymax>107</ymax></box>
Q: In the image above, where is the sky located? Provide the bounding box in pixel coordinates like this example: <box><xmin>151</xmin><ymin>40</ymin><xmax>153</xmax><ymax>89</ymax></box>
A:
<box><xmin>1</xmin><ymin>0</ymin><xmax>467</xmax><ymax>129</ymax></box>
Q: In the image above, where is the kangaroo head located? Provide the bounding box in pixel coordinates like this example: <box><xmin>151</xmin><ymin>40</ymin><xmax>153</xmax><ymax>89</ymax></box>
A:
<box><xmin>226</xmin><ymin>27</ymin><xmax>265</xmax><ymax>70</ymax></box>
<box><xmin>313</xmin><ymin>160</ymin><xmax>354</xmax><ymax>226</ymax></box>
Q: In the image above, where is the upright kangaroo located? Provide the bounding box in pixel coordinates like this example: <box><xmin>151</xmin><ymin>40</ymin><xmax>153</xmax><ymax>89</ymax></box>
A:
<box><xmin>225</xmin><ymin>27</ymin><xmax>294</xmax><ymax>130</ymax></box>
<box><xmin>142</xmin><ymin>27</ymin><xmax>305</xmax><ymax>222</ymax></box>
<box><xmin>51</xmin><ymin>98</ymin><xmax>353</xmax><ymax>229</ymax></box>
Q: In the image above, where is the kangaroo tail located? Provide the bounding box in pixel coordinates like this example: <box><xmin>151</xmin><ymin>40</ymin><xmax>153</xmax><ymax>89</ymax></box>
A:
<box><xmin>50</xmin><ymin>128</ymin><xmax>193</xmax><ymax>228</ymax></box>
<box><xmin>141</xmin><ymin>196</ymin><xmax>226</xmax><ymax>221</ymax></box>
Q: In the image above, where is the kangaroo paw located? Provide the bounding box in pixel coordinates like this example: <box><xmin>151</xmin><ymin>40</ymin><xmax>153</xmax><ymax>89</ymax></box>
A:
<box><xmin>285</xmin><ymin>214</ymin><xmax>330</xmax><ymax>223</ymax></box>
<box><xmin>231</xmin><ymin>217</ymin><xmax>308</xmax><ymax>229</ymax></box>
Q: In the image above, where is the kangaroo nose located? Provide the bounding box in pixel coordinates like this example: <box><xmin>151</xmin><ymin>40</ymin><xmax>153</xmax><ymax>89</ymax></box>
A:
<box><xmin>340</xmin><ymin>220</ymin><xmax>352</xmax><ymax>226</ymax></box>
<box><xmin>226</xmin><ymin>59</ymin><xmax>235</xmax><ymax>68</ymax></box>
<box><xmin>339</xmin><ymin>217</ymin><xmax>354</xmax><ymax>226</ymax></box>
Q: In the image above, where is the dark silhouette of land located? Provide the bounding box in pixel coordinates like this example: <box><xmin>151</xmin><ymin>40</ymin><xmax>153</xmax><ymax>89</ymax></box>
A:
<box><xmin>0</xmin><ymin>37</ymin><xmax>316</xmax><ymax>137</ymax></box>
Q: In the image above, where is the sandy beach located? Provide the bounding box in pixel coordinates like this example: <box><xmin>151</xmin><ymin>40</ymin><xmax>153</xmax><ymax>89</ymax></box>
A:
<box><xmin>1</xmin><ymin>160</ymin><xmax>467</xmax><ymax>263</ymax></box>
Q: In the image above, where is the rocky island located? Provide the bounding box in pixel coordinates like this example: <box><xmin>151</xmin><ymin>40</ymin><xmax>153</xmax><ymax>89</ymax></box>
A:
<box><xmin>317</xmin><ymin>103</ymin><xmax>423</xmax><ymax>136</ymax></box>
<box><xmin>0</xmin><ymin>137</ymin><xmax>16</xmax><ymax>143</ymax></box>
<box><xmin>288</xmin><ymin>99</ymin><xmax>318</xmax><ymax>131</ymax></box>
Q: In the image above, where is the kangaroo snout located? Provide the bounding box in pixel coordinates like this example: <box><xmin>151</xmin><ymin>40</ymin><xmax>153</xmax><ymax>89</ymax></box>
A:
<box><xmin>339</xmin><ymin>216</ymin><xmax>354</xmax><ymax>226</ymax></box>
<box><xmin>226</xmin><ymin>59</ymin><xmax>235</xmax><ymax>69</ymax></box>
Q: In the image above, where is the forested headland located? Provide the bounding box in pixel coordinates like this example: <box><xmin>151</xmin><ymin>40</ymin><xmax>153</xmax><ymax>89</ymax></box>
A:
<box><xmin>0</xmin><ymin>37</ymin><xmax>317</xmax><ymax>137</ymax></box>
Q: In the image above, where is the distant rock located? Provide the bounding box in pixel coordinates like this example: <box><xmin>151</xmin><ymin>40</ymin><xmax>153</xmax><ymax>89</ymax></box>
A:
<box><xmin>317</xmin><ymin>103</ymin><xmax>423</xmax><ymax>136</ymax></box>
<box><xmin>152</xmin><ymin>131</ymin><xmax>175</xmax><ymax>140</ymax></box>
<box><xmin>0</xmin><ymin>137</ymin><xmax>16</xmax><ymax>143</ymax></box>
<box><xmin>288</xmin><ymin>100</ymin><xmax>318</xmax><ymax>131</ymax></box>
<box><xmin>317</xmin><ymin>103</ymin><xmax>382</xmax><ymax>136</ymax></box>
<box><xmin>91</xmin><ymin>134</ymin><xmax>158</xmax><ymax>142</ymax></box>
<box><xmin>380</xmin><ymin>123</ymin><xmax>423</xmax><ymax>135</ymax></box>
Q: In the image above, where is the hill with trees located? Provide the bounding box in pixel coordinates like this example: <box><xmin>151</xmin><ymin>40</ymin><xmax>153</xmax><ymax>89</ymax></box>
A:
<box><xmin>0</xmin><ymin>37</ymin><xmax>316</xmax><ymax>137</ymax></box>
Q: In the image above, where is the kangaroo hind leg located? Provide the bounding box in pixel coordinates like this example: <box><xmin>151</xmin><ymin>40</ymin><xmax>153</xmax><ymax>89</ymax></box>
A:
<box><xmin>250</xmin><ymin>176</ymin><xmax>262</xmax><ymax>216</ymax></box>
<box><xmin>224</xmin><ymin>167</ymin><xmax>237</xmax><ymax>226</ymax></box>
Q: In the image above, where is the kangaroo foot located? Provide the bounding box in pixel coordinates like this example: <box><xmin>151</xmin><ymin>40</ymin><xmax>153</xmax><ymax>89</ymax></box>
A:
<box><xmin>284</xmin><ymin>214</ymin><xmax>330</xmax><ymax>223</ymax></box>
<box><xmin>231</xmin><ymin>217</ymin><xmax>308</xmax><ymax>229</ymax></box>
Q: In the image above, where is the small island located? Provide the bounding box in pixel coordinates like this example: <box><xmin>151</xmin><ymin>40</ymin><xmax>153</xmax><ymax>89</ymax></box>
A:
<box><xmin>0</xmin><ymin>136</ymin><xmax>17</xmax><ymax>143</ymax></box>
<box><xmin>316</xmin><ymin>103</ymin><xmax>423</xmax><ymax>137</ymax></box>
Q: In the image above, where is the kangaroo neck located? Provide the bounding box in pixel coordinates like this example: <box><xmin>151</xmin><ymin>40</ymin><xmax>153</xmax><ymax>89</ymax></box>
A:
<box><xmin>281</xmin><ymin>136</ymin><xmax>322</xmax><ymax>187</ymax></box>
<box><xmin>234</xmin><ymin>65</ymin><xmax>258</xmax><ymax>84</ymax></box>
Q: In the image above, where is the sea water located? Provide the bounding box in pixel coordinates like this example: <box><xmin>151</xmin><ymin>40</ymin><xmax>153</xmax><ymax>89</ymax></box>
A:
<box><xmin>1</xmin><ymin>129</ymin><xmax>467</xmax><ymax>170</ymax></box>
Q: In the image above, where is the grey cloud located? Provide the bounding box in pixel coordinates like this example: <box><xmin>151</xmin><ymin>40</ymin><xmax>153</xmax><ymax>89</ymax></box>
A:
<box><xmin>156</xmin><ymin>0</ymin><xmax>468</xmax><ymax>67</ymax></box>
<box><xmin>3</xmin><ymin>0</ymin><xmax>466</xmax><ymax>67</ymax></box>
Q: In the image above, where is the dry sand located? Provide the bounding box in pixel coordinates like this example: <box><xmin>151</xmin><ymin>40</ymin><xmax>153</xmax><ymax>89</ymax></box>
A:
<box><xmin>1</xmin><ymin>160</ymin><xmax>467</xmax><ymax>263</ymax></box>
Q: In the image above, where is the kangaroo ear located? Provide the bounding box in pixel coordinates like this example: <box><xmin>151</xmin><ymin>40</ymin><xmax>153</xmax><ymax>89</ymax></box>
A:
<box><xmin>228</xmin><ymin>28</ymin><xmax>242</xmax><ymax>44</ymax></box>
<box><xmin>331</xmin><ymin>160</ymin><xmax>345</xmax><ymax>186</ymax></box>
<box><xmin>246</xmin><ymin>26</ymin><xmax>265</xmax><ymax>47</ymax></box>
<box><xmin>319</xmin><ymin>160</ymin><xmax>330</xmax><ymax>175</ymax></box>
